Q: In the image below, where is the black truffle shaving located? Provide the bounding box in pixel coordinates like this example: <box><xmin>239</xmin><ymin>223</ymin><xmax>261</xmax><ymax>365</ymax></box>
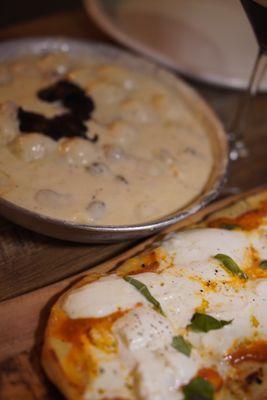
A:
<box><xmin>18</xmin><ymin>79</ymin><xmax>97</xmax><ymax>142</ymax></box>
<box><xmin>18</xmin><ymin>108</ymin><xmax>98</xmax><ymax>142</ymax></box>
<box><xmin>18</xmin><ymin>108</ymin><xmax>49</xmax><ymax>134</ymax></box>
<box><xmin>38</xmin><ymin>80</ymin><xmax>95</xmax><ymax>120</ymax></box>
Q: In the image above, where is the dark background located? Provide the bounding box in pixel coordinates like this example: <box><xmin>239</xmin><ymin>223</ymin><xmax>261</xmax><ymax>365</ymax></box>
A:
<box><xmin>0</xmin><ymin>0</ymin><xmax>80</xmax><ymax>28</ymax></box>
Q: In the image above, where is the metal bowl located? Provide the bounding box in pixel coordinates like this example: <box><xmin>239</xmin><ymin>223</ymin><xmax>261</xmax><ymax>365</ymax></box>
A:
<box><xmin>0</xmin><ymin>37</ymin><xmax>229</xmax><ymax>243</ymax></box>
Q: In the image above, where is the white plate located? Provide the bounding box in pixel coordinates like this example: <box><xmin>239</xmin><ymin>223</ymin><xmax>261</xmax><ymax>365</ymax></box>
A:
<box><xmin>85</xmin><ymin>0</ymin><xmax>267</xmax><ymax>90</ymax></box>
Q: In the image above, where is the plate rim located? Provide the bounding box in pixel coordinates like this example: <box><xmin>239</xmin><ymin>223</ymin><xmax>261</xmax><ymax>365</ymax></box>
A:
<box><xmin>84</xmin><ymin>0</ymin><xmax>266</xmax><ymax>91</ymax></box>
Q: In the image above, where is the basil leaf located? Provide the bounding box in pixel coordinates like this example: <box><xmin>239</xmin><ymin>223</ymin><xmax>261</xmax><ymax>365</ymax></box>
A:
<box><xmin>123</xmin><ymin>275</ymin><xmax>165</xmax><ymax>315</ymax></box>
<box><xmin>183</xmin><ymin>376</ymin><xmax>214</xmax><ymax>400</ymax></box>
<box><xmin>188</xmin><ymin>312</ymin><xmax>232</xmax><ymax>333</ymax></box>
<box><xmin>214</xmin><ymin>253</ymin><xmax>248</xmax><ymax>280</ymax></box>
<box><xmin>259</xmin><ymin>260</ymin><xmax>267</xmax><ymax>270</ymax></box>
<box><xmin>220</xmin><ymin>223</ymin><xmax>239</xmax><ymax>230</ymax></box>
<box><xmin>171</xmin><ymin>335</ymin><xmax>192</xmax><ymax>357</ymax></box>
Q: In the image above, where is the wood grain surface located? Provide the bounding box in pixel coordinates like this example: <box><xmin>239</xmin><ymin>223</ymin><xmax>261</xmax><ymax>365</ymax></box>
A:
<box><xmin>0</xmin><ymin>352</ymin><xmax>61</xmax><ymax>400</ymax></box>
<box><xmin>1</xmin><ymin>185</ymin><xmax>266</xmax><ymax>400</ymax></box>
<box><xmin>0</xmin><ymin>8</ymin><xmax>266</xmax><ymax>301</ymax></box>
<box><xmin>0</xmin><ymin>216</ymin><xmax>137</xmax><ymax>301</ymax></box>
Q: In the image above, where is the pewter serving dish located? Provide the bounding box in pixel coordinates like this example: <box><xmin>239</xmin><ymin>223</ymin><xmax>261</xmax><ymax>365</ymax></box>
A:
<box><xmin>0</xmin><ymin>37</ymin><xmax>228</xmax><ymax>243</ymax></box>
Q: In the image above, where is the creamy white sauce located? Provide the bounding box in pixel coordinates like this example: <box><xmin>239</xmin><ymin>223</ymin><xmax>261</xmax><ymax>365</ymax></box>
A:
<box><xmin>0</xmin><ymin>52</ymin><xmax>213</xmax><ymax>225</ymax></box>
<box><xmin>62</xmin><ymin>226</ymin><xmax>267</xmax><ymax>399</ymax></box>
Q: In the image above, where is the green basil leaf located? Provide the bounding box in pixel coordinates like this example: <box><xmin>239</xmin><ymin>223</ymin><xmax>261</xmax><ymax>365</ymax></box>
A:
<box><xmin>188</xmin><ymin>312</ymin><xmax>232</xmax><ymax>333</ymax></box>
<box><xmin>259</xmin><ymin>260</ymin><xmax>267</xmax><ymax>270</ymax></box>
<box><xmin>220</xmin><ymin>223</ymin><xmax>239</xmax><ymax>230</ymax></box>
<box><xmin>123</xmin><ymin>275</ymin><xmax>165</xmax><ymax>315</ymax></box>
<box><xmin>214</xmin><ymin>253</ymin><xmax>248</xmax><ymax>280</ymax></box>
<box><xmin>183</xmin><ymin>376</ymin><xmax>214</xmax><ymax>400</ymax></box>
<box><xmin>171</xmin><ymin>335</ymin><xmax>192</xmax><ymax>357</ymax></box>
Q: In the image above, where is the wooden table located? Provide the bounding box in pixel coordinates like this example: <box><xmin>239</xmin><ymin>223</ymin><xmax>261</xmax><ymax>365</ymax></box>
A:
<box><xmin>0</xmin><ymin>7</ymin><xmax>266</xmax><ymax>302</ymax></box>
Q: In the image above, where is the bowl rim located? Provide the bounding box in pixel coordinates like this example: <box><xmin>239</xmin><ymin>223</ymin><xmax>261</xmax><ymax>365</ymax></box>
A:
<box><xmin>0</xmin><ymin>36</ymin><xmax>229</xmax><ymax>239</ymax></box>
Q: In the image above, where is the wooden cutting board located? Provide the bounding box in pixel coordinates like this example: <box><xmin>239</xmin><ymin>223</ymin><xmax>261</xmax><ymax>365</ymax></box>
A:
<box><xmin>0</xmin><ymin>185</ymin><xmax>266</xmax><ymax>400</ymax></box>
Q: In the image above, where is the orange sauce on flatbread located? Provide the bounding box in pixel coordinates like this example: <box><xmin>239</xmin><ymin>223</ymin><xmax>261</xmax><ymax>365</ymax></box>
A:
<box><xmin>228</xmin><ymin>340</ymin><xmax>267</xmax><ymax>365</ymax></box>
<box><xmin>51</xmin><ymin>310</ymin><xmax>125</xmax><ymax>352</ymax></box>
<box><xmin>208</xmin><ymin>200</ymin><xmax>267</xmax><ymax>231</ymax></box>
<box><xmin>198</xmin><ymin>368</ymin><xmax>223</xmax><ymax>391</ymax></box>
<box><xmin>117</xmin><ymin>249</ymin><xmax>165</xmax><ymax>276</ymax></box>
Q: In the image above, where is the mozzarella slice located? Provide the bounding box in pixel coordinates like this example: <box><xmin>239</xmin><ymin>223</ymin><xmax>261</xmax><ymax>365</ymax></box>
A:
<box><xmin>189</xmin><ymin>306</ymin><xmax>253</xmax><ymax>361</ymax></box>
<box><xmin>131</xmin><ymin>272</ymin><xmax>202</xmax><ymax>327</ymax></box>
<box><xmin>253</xmin><ymin>279</ymin><xmax>267</xmax><ymax>332</ymax></box>
<box><xmin>113</xmin><ymin>306</ymin><xmax>173</xmax><ymax>352</ymax></box>
<box><xmin>189</xmin><ymin>280</ymin><xmax>267</xmax><ymax>362</ymax></box>
<box><xmin>204</xmin><ymin>283</ymin><xmax>249</xmax><ymax>314</ymax></box>
<box><xmin>84</xmin><ymin>357</ymin><xmax>132</xmax><ymax>400</ymax></box>
<box><xmin>134</xmin><ymin>351</ymin><xmax>180</xmax><ymax>400</ymax></box>
<box><xmin>173</xmin><ymin>259</ymin><xmax>232</xmax><ymax>282</ymax></box>
<box><xmin>134</xmin><ymin>348</ymin><xmax>199</xmax><ymax>400</ymax></box>
<box><xmin>63</xmin><ymin>275</ymin><xmax>149</xmax><ymax>319</ymax></box>
<box><xmin>63</xmin><ymin>271</ymin><xmax>202</xmax><ymax>327</ymax></box>
<box><xmin>163</xmin><ymin>228</ymin><xmax>249</xmax><ymax>266</ymax></box>
<box><xmin>162</xmin><ymin>348</ymin><xmax>200</xmax><ymax>388</ymax></box>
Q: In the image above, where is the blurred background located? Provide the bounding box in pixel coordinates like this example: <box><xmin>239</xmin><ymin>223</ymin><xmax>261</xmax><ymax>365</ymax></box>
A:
<box><xmin>0</xmin><ymin>0</ymin><xmax>80</xmax><ymax>28</ymax></box>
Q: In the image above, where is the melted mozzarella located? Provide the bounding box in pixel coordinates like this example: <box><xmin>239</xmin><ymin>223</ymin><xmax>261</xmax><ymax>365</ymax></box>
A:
<box><xmin>204</xmin><ymin>283</ymin><xmax>249</xmax><ymax>314</ymax></box>
<box><xmin>134</xmin><ymin>351</ymin><xmax>181</xmax><ymax>400</ymax></box>
<box><xmin>253</xmin><ymin>279</ymin><xmax>267</xmax><ymax>331</ymax></box>
<box><xmin>63</xmin><ymin>271</ymin><xmax>202</xmax><ymax>324</ymax></box>
<box><xmin>189</xmin><ymin>280</ymin><xmax>267</xmax><ymax>363</ymax></box>
<box><xmin>134</xmin><ymin>272</ymin><xmax>202</xmax><ymax>327</ymax></box>
<box><xmin>173</xmin><ymin>259</ymin><xmax>231</xmax><ymax>282</ymax></box>
<box><xmin>134</xmin><ymin>348</ymin><xmax>199</xmax><ymax>400</ymax></box>
<box><xmin>113</xmin><ymin>306</ymin><xmax>173</xmax><ymax>351</ymax></box>
<box><xmin>189</xmin><ymin>305</ymin><xmax>253</xmax><ymax>362</ymax></box>
<box><xmin>162</xmin><ymin>349</ymin><xmax>200</xmax><ymax>389</ymax></box>
<box><xmin>63</xmin><ymin>276</ymin><xmax>148</xmax><ymax>318</ymax></box>
<box><xmin>163</xmin><ymin>228</ymin><xmax>249</xmax><ymax>266</ymax></box>
<box><xmin>85</xmin><ymin>357</ymin><xmax>132</xmax><ymax>400</ymax></box>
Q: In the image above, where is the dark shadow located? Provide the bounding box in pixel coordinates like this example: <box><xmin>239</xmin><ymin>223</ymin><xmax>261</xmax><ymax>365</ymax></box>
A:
<box><xmin>0</xmin><ymin>0</ymin><xmax>81</xmax><ymax>28</ymax></box>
